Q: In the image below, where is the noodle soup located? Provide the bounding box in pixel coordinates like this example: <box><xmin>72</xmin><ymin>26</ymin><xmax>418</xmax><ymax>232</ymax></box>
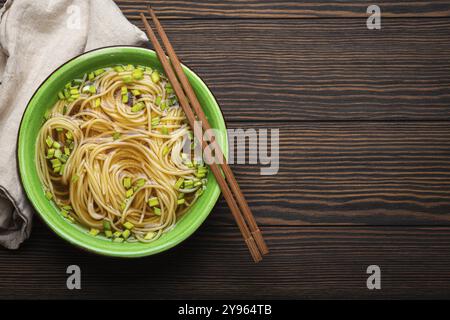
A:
<box><xmin>36</xmin><ymin>65</ymin><xmax>208</xmax><ymax>243</ymax></box>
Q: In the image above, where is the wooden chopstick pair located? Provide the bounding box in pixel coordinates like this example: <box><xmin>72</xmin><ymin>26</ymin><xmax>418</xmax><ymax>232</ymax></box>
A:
<box><xmin>140</xmin><ymin>7</ymin><xmax>268</xmax><ymax>262</ymax></box>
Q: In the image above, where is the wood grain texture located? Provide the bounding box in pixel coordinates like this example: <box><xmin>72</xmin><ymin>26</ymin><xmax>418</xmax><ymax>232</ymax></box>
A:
<box><xmin>211</xmin><ymin>122</ymin><xmax>450</xmax><ymax>226</ymax></box>
<box><xmin>1</xmin><ymin>3</ymin><xmax>449</xmax><ymax>120</ymax></box>
<box><xmin>1</xmin><ymin>220</ymin><xmax>450</xmax><ymax>299</ymax></box>
<box><xmin>117</xmin><ymin>0</ymin><xmax>450</xmax><ymax>19</ymax></box>
<box><xmin>129</xmin><ymin>18</ymin><xmax>450</xmax><ymax>121</ymax></box>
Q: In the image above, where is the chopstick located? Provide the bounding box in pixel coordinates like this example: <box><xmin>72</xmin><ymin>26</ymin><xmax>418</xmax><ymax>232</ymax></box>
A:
<box><xmin>140</xmin><ymin>8</ymin><xmax>268</xmax><ymax>262</ymax></box>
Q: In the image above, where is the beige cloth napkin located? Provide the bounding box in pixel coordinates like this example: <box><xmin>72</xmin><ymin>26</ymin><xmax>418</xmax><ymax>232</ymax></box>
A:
<box><xmin>0</xmin><ymin>0</ymin><xmax>147</xmax><ymax>249</ymax></box>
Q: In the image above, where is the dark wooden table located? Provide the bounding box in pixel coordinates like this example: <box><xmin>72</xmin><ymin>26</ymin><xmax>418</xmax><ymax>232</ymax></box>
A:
<box><xmin>2</xmin><ymin>0</ymin><xmax>450</xmax><ymax>299</ymax></box>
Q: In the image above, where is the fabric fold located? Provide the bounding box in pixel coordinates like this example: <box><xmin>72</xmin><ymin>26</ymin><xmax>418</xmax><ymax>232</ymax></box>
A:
<box><xmin>0</xmin><ymin>0</ymin><xmax>147</xmax><ymax>249</ymax></box>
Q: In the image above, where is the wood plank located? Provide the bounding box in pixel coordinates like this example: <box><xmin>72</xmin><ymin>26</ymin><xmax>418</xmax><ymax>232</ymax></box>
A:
<box><xmin>130</xmin><ymin>18</ymin><xmax>450</xmax><ymax>121</ymax></box>
<box><xmin>1</xmin><ymin>221</ymin><xmax>450</xmax><ymax>299</ymax></box>
<box><xmin>116</xmin><ymin>0</ymin><xmax>450</xmax><ymax>19</ymax></box>
<box><xmin>212</xmin><ymin>121</ymin><xmax>450</xmax><ymax>226</ymax></box>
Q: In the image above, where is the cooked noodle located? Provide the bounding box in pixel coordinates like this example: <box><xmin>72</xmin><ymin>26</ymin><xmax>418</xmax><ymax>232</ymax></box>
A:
<box><xmin>36</xmin><ymin>65</ymin><xmax>207</xmax><ymax>243</ymax></box>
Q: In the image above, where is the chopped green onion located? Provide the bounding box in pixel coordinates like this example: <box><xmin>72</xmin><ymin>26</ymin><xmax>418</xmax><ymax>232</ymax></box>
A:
<box><xmin>131</xmin><ymin>102</ymin><xmax>145</xmax><ymax>112</ymax></box>
<box><xmin>82</xmin><ymin>85</ymin><xmax>96</xmax><ymax>94</ymax></box>
<box><xmin>60</xmin><ymin>209</ymin><xmax>69</xmax><ymax>218</ymax></box>
<box><xmin>162</xmin><ymin>146</ymin><xmax>170</xmax><ymax>156</ymax></box>
<box><xmin>95</xmin><ymin>98</ymin><xmax>101</xmax><ymax>107</ymax></box>
<box><xmin>148</xmin><ymin>197</ymin><xmax>159</xmax><ymax>207</ymax></box>
<box><xmin>132</xmin><ymin>69</ymin><xmax>144</xmax><ymax>80</ymax></box>
<box><xmin>63</xmin><ymin>105</ymin><xmax>68</xmax><ymax>114</ymax></box>
<box><xmin>65</xmin><ymin>131</ymin><xmax>73</xmax><ymax>140</ymax></box>
<box><xmin>175</xmin><ymin>178</ymin><xmax>184</xmax><ymax>189</ymax></box>
<box><xmin>184</xmin><ymin>180</ymin><xmax>194</xmax><ymax>189</ymax></box>
<box><xmin>64</xmin><ymin>147</ymin><xmax>70</xmax><ymax>156</ymax></box>
<box><xmin>122</xmin><ymin>93</ymin><xmax>129</xmax><ymax>104</ymax></box>
<box><xmin>177</xmin><ymin>199</ymin><xmax>185</xmax><ymax>205</ymax></box>
<box><xmin>160</xmin><ymin>101</ymin><xmax>167</xmax><ymax>111</ymax></box>
<box><xmin>194</xmin><ymin>181</ymin><xmax>203</xmax><ymax>187</ymax></box>
<box><xmin>144</xmin><ymin>232</ymin><xmax>156</xmax><ymax>240</ymax></box>
<box><xmin>88</xmin><ymin>72</ymin><xmax>95</xmax><ymax>81</ymax></box>
<box><xmin>151</xmin><ymin>71</ymin><xmax>160</xmax><ymax>83</ymax></box>
<box><xmin>166</xmin><ymin>87</ymin><xmax>174</xmax><ymax>94</ymax></box>
<box><xmin>126</xmin><ymin>64</ymin><xmax>135</xmax><ymax>71</ymax></box>
<box><xmin>46</xmin><ymin>136</ymin><xmax>54</xmax><ymax>147</ymax></box>
<box><xmin>56</xmin><ymin>128</ymin><xmax>63</xmax><ymax>132</ymax></box>
<box><xmin>58</xmin><ymin>91</ymin><xmax>65</xmax><ymax>100</ymax></box>
<box><xmin>123</xmin><ymin>177</ymin><xmax>132</xmax><ymax>189</ymax></box>
<box><xmin>45</xmin><ymin>191</ymin><xmax>53</xmax><ymax>200</ymax></box>
<box><xmin>145</xmin><ymin>67</ymin><xmax>153</xmax><ymax>74</ymax></box>
<box><xmin>46</xmin><ymin>148</ymin><xmax>55</xmax><ymax>158</ymax></box>
<box><xmin>151</xmin><ymin>117</ymin><xmax>160</xmax><ymax>127</ymax></box>
<box><xmin>59</xmin><ymin>164</ymin><xmax>65</xmax><ymax>175</ymax></box>
<box><xmin>122</xmin><ymin>75</ymin><xmax>133</xmax><ymax>84</ymax></box>
<box><xmin>153</xmin><ymin>207</ymin><xmax>161</xmax><ymax>215</ymax></box>
<box><xmin>155</xmin><ymin>96</ymin><xmax>162</xmax><ymax>106</ymax></box>
<box><xmin>60</xmin><ymin>154</ymin><xmax>68</xmax><ymax>163</ymax></box>
<box><xmin>178</xmin><ymin>192</ymin><xmax>185</xmax><ymax>200</ymax></box>
<box><xmin>64</xmin><ymin>89</ymin><xmax>71</xmax><ymax>99</ymax></box>
<box><xmin>105</xmin><ymin>230</ymin><xmax>113</xmax><ymax>238</ymax></box>
<box><xmin>67</xmin><ymin>215</ymin><xmax>76</xmax><ymax>223</ymax></box>
<box><xmin>114</xmin><ymin>65</ymin><xmax>125</xmax><ymax>73</ymax></box>
<box><xmin>161</xmin><ymin>126</ymin><xmax>169</xmax><ymax>135</ymax></box>
<box><xmin>103</xmin><ymin>220</ymin><xmax>111</xmax><ymax>230</ymax></box>
<box><xmin>53</xmin><ymin>141</ymin><xmax>61</xmax><ymax>149</ymax></box>
<box><xmin>94</xmin><ymin>68</ymin><xmax>105</xmax><ymax>76</ymax></box>
<box><xmin>123</xmin><ymin>222</ymin><xmax>134</xmax><ymax>230</ymax></box>
<box><xmin>113</xmin><ymin>237</ymin><xmax>124</xmax><ymax>243</ymax></box>
<box><xmin>121</xmin><ymin>86</ymin><xmax>128</xmax><ymax>95</ymax></box>
<box><xmin>70</xmin><ymin>88</ymin><xmax>79</xmax><ymax>95</ymax></box>
<box><xmin>71</xmin><ymin>174</ymin><xmax>79</xmax><ymax>183</ymax></box>
<box><xmin>120</xmin><ymin>201</ymin><xmax>126</xmax><ymax>211</ymax></box>
<box><xmin>195</xmin><ymin>189</ymin><xmax>204</xmax><ymax>197</ymax></box>
<box><xmin>112</xmin><ymin>132</ymin><xmax>121</xmax><ymax>140</ymax></box>
<box><xmin>62</xmin><ymin>205</ymin><xmax>72</xmax><ymax>211</ymax></box>
<box><xmin>125</xmin><ymin>189</ymin><xmax>134</xmax><ymax>198</ymax></box>
<box><xmin>198</xmin><ymin>166</ymin><xmax>208</xmax><ymax>173</ymax></box>
<box><xmin>131</xmin><ymin>89</ymin><xmax>141</xmax><ymax>96</ymax></box>
<box><xmin>136</xmin><ymin>178</ymin><xmax>146</xmax><ymax>187</ymax></box>
<box><xmin>113</xmin><ymin>231</ymin><xmax>122</xmax><ymax>238</ymax></box>
<box><xmin>54</xmin><ymin>149</ymin><xmax>62</xmax><ymax>159</ymax></box>
<box><xmin>89</xmin><ymin>228</ymin><xmax>100</xmax><ymax>236</ymax></box>
<box><xmin>122</xmin><ymin>229</ymin><xmax>131</xmax><ymax>239</ymax></box>
<box><xmin>51</xmin><ymin>158</ymin><xmax>61</xmax><ymax>167</ymax></box>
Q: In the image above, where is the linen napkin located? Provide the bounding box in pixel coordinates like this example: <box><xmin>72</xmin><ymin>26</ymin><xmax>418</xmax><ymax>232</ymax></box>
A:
<box><xmin>0</xmin><ymin>0</ymin><xmax>147</xmax><ymax>249</ymax></box>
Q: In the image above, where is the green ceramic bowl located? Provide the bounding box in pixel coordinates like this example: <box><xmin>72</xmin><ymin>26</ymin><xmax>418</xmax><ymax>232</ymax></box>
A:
<box><xmin>18</xmin><ymin>46</ymin><xmax>227</xmax><ymax>258</ymax></box>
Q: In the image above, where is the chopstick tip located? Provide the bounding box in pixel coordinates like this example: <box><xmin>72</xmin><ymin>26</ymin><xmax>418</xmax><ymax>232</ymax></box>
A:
<box><xmin>246</xmin><ymin>237</ymin><xmax>262</xmax><ymax>263</ymax></box>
